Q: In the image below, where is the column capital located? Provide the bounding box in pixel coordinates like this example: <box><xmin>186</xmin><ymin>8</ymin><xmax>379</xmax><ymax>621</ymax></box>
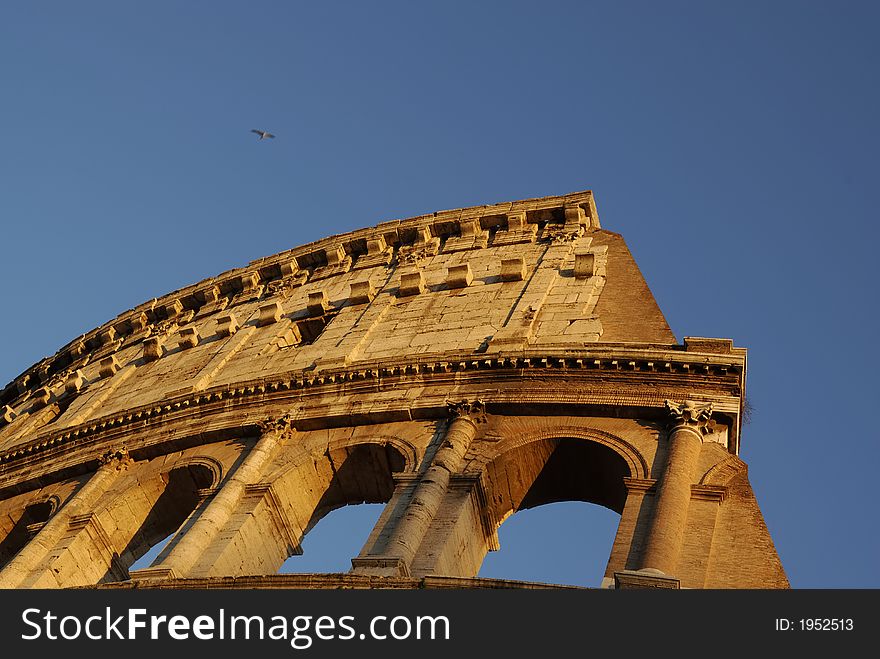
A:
<box><xmin>446</xmin><ymin>399</ymin><xmax>487</xmax><ymax>425</ymax></box>
<box><xmin>98</xmin><ymin>447</ymin><xmax>132</xmax><ymax>470</ymax></box>
<box><xmin>664</xmin><ymin>399</ymin><xmax>714</xmax><ymax>438</ymax></box>
<box><xmin>257</xmin><ymin>413</ymin><xmax>294</xmax><ymax>437</ymax></box>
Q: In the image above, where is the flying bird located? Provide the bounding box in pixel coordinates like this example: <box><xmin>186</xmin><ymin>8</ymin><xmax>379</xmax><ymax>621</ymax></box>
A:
<box><xmin>251</xmin><ymin>129</ymin><xmax>275</xmax><ymax>140</ymax></box>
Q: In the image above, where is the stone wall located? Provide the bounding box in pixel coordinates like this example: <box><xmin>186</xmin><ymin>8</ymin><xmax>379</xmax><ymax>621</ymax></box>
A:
<box><xmin>0</xmin><ymin>191</ymin><xmax>787</xmax><ymax>589</ymax></box>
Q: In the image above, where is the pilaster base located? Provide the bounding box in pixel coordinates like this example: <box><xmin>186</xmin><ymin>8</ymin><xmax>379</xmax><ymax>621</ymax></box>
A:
<box><xmin>613</xmin><ymin>569</ymin><xmax>680</xmax><ymax>589</ymax></box>
<box><xmin>129</xmin><ymin>567</ymin><xmax>180</xmax><ymax>581</ymax></box>
<box><xmin>350</xmin><ymin>557</ymin><xmax>410</xmax><ymax>577</ymax></box>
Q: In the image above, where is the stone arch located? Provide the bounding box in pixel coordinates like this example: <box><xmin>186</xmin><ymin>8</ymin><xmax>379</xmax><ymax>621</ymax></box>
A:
<box><xmin>471</xmin><ymin>425</ymin><xmax>649</xmax><ymax>482</ymax></box>
<box><xmin>0</xmin><ymin>495</ymin><xmax>59</xmax><ymax>569</ymax></box>
<box><xmin>325</xmin><ymin>435</ymin><xmax>419</xmax><ymax>475</ymax></box>
<box><xmin>480</xmin><ymin>431</ymin><xmax>636</xmax><ymax>527</ymax></box>
<box><xmin>165</xmin><ymin>456</ymin><xmax>224</xmax><ymax>491</ymax></box>
<box><xmin>700</xmin><ymin>454</ymin><xmax>747</xmax><ymax>486</ymax></box>
<box><xmin>434</xmin><ymin>429</ymin><xmax>637</xmax><ymax>581</ymax></box>
<box><xmin>115</xmin><ymin>460</ymin><xmax>218</xmax><ymax>576</ymax></box>
<box><xmin>20</xmin><ymin>456</ymin><xmax>218</xmax><ymax>587</ymax></box>
<box><xmin>186</xmin><ymin>438</ymin><xmax>410</xmax><ymax>578</ymax></box>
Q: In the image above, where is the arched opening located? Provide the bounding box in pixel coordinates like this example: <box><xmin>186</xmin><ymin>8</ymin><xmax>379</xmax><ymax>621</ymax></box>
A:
<box><xmin>0</xmin><ymin>498</ymin><xmax>57</xmax><ymax>570</ymax></box>
<box><xmin>106</xmin><ymin>462</ymin><xmax>215</xmax><ymax>580</ymax></box>
<box><xmin>478</xmin><ymin>501</ymin><xmax>620</xmax><ymax>586</ymax></box>
<box><xmin>279</xmin><ymin>503</ymin><xmax>386</xmax><ymax>573</ymax></box>
<box><xmin>277</xmin><ymin>443</ymin><xmax>406</xmax><ymax>574</ymax></box>
<box><xmin>476</xmin><ymin>436</ymin><xmax>630</xmax><ymax>586</ymax></box>
<box><xmin>184</xmin><ymin>441</ymin><xmax>408</xmax><ymax>577</ymax></box>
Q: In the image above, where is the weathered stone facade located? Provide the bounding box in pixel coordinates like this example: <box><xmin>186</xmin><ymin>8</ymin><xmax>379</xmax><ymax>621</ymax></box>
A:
<box><xmin>0</xmin><ymin>191</ymin><xmax>787</xmax><ymax>589</ymax></box>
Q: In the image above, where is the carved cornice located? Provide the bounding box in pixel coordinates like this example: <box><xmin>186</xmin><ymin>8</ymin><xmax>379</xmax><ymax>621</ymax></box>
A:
<box><xmin>0</xmin><ymin>347</ymin><xmax>744</xmax><ymax>471</ymax></box>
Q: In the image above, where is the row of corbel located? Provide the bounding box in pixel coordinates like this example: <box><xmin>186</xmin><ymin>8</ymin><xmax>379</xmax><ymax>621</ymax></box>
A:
<box><xmin>1</xmin><ymin>200</ymin><xmax>601</xmax><ymax>412</ymax></box>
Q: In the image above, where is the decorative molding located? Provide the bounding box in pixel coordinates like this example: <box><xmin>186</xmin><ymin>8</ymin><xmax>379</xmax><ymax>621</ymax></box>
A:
<box><xmin>690</xmin><ymin>484</ymin><xmax>727</xmax><ymax>502</ymax></box>
<box><xmin>0</xmin><ymin>349</ymin><xmax>743</xmax><ymax>469</ymax></box>
<box><xmin>623</xmin><ymin>477</ymin><xmax>657</xmax><ymax>494</ymax></box>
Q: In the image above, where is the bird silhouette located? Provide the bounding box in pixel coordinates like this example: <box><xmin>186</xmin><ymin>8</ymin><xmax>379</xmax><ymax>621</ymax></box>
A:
<box><xmin>251</xmin><ymin>129</ymin><xmax>275</xmax><ymax>140</ymax></box>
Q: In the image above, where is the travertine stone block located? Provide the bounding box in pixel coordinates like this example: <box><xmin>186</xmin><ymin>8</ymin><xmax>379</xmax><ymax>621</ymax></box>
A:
<box><xmin>99</xmin><ymin>355</ymin><xmax>121</xmax><ymax>378</ymax></box>
<box><xmin>447</xmin><ymin>264</ymin><xmax>473</xmax><ymax>289</ymax></box>
<box><xmin>493</xmin><ymin>211</ymin><xmax>538</xmax><ymax>246</ymax></box>
<box><xmin>575</xmin><ymin>251</ymin><xmax>596</xmax><ymax>279</ymax></box>
<box><xmin>99</xmin><ymin>327</ymin><xmax>116</xmax><ymax>346</ymax></box>
<box><xmin>500</xmin><ymin>257</ymin><xmax>526</xmax><ymax>282</ymax></box>
<box><xmin>1</xmin><ymin>405</ymin><xmax>16</xmax><ymax>425</ymax></box>
<box><xmin>258</xmin><ymin>302</ymin><xmax>282</xmax><ymax>327</ymax></box>
<box><xmin>216</xmin><ymin>313</ymin><xmax>239</xmax><ymax>337</ymax></box>
<box><xmin>68</xmin><ymin>339</ymin><xmax>86</xmax><ymax>358</ymax></box>
<box><xmin>349</xmin><ymin>281</ymin><xmax>376</xmax><ymax>305</ymax></box>
<box><xmin>280</xmin><ymin>259</ymin><xmax>299</xmax><ymax>277</ymax></box>
<box><xmin>199</xmin><ymin>285</ymin><xmax>221</xmax><ymax>305</ymax></box>
<box><xmin>143</xmin><ymin>337</ymin><xmax>164</xmax><ymax>361</ymax></box>
<box><xmin>355</xmin><ymin>235</ymin><xmax>393</xmax><ymax>269</ymax></box>
<box><xmin>162</xmin><ymin>299</ymin><xmax>184</xmax><ymax>319</ymax></box>
<box><xmin>311</xmin><ymin>245</ymin><xmax>352</xmax><ymax>280</ymax></box>
<box><xmin>178</xmin><ymin>326</ymin><xmax>200</xmax><ymax>349</ymax></box>
<box><xmin>32</xmin><ymin>386</ymin><xmax>51</xmax><ymax>408</ymax></box>
<box><xmin>444</xmin><ymin>219</ymin><xmax>488</xmax><ymax>252</ymax></box>
<box><xmin>684</xmin><ymin>337</ymin><xmax>734</xmax><ymax>354</ymax></box>
<box><xmin>307</xmin><ymin>291</ymin><xmax>330</xmax><ymax>316</ymax></box>
<box><xmin>564</xmin><ymin>202</ymin><xmax>587</xmax><ymax>229</ymax></box>
<box><xmin>65</xmin><ymin>370</ymin><xmax>85</xmax><ymax>394</ymax></box>
<box><xmin>398</xmin><ymin>271</ymin><xmax>425</xmax><ymax>297</ymax></box>
<box><xmin>129</xmin><ymin>312</ymin><xmax>149</xmax><ymax>333</ymax></box>
<box><xmin>239</xmin><ymin>272</ymin><xmax>260</xmax><ymax>293</ymax></box>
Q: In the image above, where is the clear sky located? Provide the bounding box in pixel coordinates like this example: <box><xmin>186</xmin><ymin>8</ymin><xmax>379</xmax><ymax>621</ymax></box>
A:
<box><xmin>2</xmin><ymin>1</ymin><xmax>878</xmax><ymax>588</ymax></box>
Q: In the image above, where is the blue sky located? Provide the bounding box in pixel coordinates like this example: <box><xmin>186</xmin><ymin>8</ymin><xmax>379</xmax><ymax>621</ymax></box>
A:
<box><xmin>2</xmin><ymin>1</ymin><xmax>878</xmax><ymax>588</ymax></box>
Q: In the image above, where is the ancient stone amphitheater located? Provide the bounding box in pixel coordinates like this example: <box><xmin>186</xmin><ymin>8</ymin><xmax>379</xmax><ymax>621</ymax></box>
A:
<box><xmin>0</xmin><ymin>191</ymin><xmax>787</xmax><ymax>589</ymax></box>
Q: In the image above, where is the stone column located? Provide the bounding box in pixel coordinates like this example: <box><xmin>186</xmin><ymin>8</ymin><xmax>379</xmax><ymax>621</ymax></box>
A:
<box><xmin>0</xmin><ymin>448</ymin><xmax>131</xmax><ymax>588</ymax></box>
<box><xmin>639</xmin><ymin>400</ymin><xmax>714</xmax><ymax>576</ymax></box>
<box><xmin>135</xmin><ymin>416</ymin><xmax>290</xmax><ymax>580</ymax></box>
<box><xmin>353</xmin><ymin>400</ymin><xmax>485</xmax><ymax>576</ymax></box>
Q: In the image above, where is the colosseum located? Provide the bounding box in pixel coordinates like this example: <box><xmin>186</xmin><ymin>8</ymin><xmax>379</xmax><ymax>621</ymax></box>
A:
<box><xmin>0</xmin><ymin>190</ymin><xmax>787</xmax><ymax>589</ymax></box>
